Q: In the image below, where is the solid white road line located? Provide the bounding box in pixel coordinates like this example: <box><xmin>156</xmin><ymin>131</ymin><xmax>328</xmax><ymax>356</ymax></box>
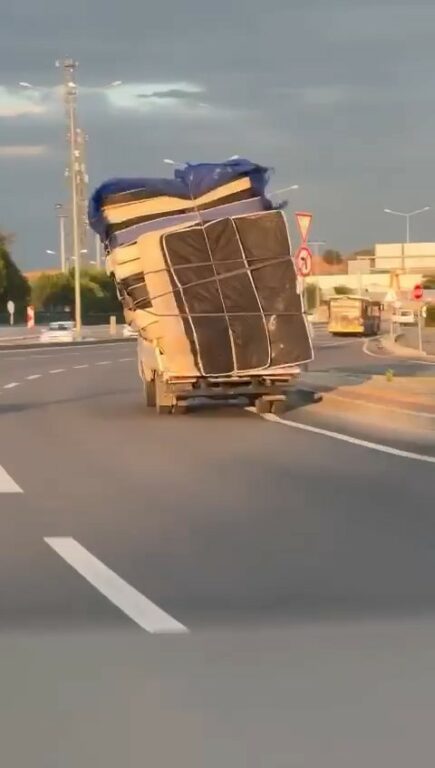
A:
<box><xmin>44</xmin><ymin>537</ymin><xmax>189</xmax><ymax>634</ymax></box>
<box><xmin>249</xmin><ymin>409</ymin><xmax>435</xmax><ymax>465</ymax></box>
<box><xmin>413</xmin><ymin>359</ymin><xmax>435</xmax><ymax>366</ymax></box>
<box><xmin>362</xmin><ymin>337</ymin><xmax>389</xmax><ymax>358</ymax></box>
<box><xmin>0</xmin><ymin>465</ymin><xmax>23</xmax><ymax>493</ymax></box>
<box><xmin>26</xmin><ymin>374</ymin><xmax>42</xmax><ymax>380</ymax></box>
<box><xmin>3</xmin><ymin>382</ymin><xmax>19</xmax><ymax>389</ymax></box>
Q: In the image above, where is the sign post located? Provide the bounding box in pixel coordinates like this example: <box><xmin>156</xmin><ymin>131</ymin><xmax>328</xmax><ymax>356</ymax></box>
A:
<box><xmin>6</xmin><ymin>300</ymin><xmax>15</xmax><ymax>326</ymax></box>
<box><xmin>294</xmin><ymin>212</ymin><xmax>313</xmax><ymax>316</ymax></box>
<box><xmin>417</xmin><ymin>306</ymin><xmax>424</xmax><ymax>354</ymax></box>
<box><xmin>412</xmin><ymin>285</ymin><xmax>424</xmax><ymax>353</ymax></box>
<box><xmin>26</xmin><ymin>305</ymin><xmax>35</xmax><ymax>329</ymax></box>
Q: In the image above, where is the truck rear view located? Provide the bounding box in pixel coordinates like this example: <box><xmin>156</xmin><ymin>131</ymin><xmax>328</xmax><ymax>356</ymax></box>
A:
<box><xmin>89</xmin><ymin>158</ymin><xmax>313</xmax><ymax>413</ymax></box>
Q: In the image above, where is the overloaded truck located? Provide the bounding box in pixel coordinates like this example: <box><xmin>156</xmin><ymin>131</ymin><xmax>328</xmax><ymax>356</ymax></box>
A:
<box><xmin>88</xmin><ymin>158</ymin><xmax>313</xmax><ymax>414</ymax></box>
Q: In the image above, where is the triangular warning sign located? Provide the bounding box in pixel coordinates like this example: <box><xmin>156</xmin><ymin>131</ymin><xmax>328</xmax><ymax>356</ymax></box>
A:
<box><xmin>384</xmin><ymin>289</ymin><xmax>397</xmax><ymax>303</ymax></box>
<box><xmin>295</xmin><ymin>212</ymin><xmax>313</xmax><ymax>243</ymax></box>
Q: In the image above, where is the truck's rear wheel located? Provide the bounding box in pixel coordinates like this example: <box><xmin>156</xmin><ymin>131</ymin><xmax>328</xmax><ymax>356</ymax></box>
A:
<box><xmin>144</xmin><ymin>377</ymin><xmax>156</xmax><ymax>407</ymax></box>
<box><xmin>156</xmin><ymin>403</ymin><xmax>173</xmax><ymax>415</ymax></box>
<box><xmin>271</xmin><ymin>399</ymin><xmax>287</xmax><ymax>415</ymax></box>
<box><xmin>255</xmin><ymin>397</ymin><xmax>271</xmax><ymax>415</ymax></box>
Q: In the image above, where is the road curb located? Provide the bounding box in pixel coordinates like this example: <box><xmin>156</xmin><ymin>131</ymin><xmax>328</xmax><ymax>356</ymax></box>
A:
<box><xmin>380</xmin><ymin>333</ymin><xmax>434</xmax><ymax>360</ymax></box>
<box><xmin>317</xmin><ymin>390</ymin><xmax>435</xmax><ymax>432</ymax></box>
<box><xmin>0</xmin><ymin>338</ymin><xmax>134</xmax><ymax>352</ymax></box>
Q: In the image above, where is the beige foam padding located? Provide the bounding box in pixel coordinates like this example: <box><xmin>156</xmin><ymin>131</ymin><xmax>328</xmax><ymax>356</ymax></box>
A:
<box><xmin>109</xmin><ymin>221</ymin><xmax>199</xmax><ymax>377</ymax></box>
<box><xmin>102</xmin><ymin>177</ymin><xmax>253</xmax><ymax>224</ymax></box>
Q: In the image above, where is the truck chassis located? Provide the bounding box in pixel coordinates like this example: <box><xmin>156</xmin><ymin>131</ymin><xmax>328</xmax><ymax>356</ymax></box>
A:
<box><xmin>142</xmin><ymin>370</ymin><xmax>295</xmax><ymax>415</ymax></box>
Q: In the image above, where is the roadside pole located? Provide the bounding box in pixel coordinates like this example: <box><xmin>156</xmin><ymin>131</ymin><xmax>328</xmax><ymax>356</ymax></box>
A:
<box><xmin>417</xmin><ymin>305</ymin><xmax>423</xmax><ymax>354</ymax></box>
<box><xmin>7</xmin><ymin>300</ymin><xmax>15</xmax><ymax>326</ymax></box>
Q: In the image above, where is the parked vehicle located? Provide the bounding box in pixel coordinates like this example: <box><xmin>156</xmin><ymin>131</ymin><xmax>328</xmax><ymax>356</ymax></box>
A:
<box><xmin>391</xmin><ymin>309</ymin><xmax>416</xmax><ymax>325</ymax></box>
<box><xmin>39</xmin><ymin>322</ymin><xmax>74</xmax><ymax>343</ymax></box>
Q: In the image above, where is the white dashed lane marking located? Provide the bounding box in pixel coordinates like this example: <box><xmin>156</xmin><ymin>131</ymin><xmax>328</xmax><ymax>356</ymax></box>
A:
<box><xmin>0</xmin><ymin>465</ymin><xmax>23</xmax><ymax>493</ymax></box>
<box><xmin>1</xmin><ymin>356</ymin><xmax>133</xmax><ymax>391</ymax></box>
<box><xmin>44</xmin><ymin>537</ymin><xmax>189</xmax><ymax>634</ymax></box>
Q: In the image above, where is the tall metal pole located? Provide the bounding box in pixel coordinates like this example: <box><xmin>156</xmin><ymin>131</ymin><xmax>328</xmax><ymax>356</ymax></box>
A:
<box><xmin>60</xmin><ymin>59</ymin><xmax>82</xmax><ymax>337</ymax></box>
<box><xmin>95</xmin><ymin>232</ymin><xmax>102</xmax><ymax>269</ymax></box>
<box><xmin>69</xmin><ymin>94</ymin><xmax>82</xmax><ymax>337</ymax></box>
<box><xmin>406</xmin><ymin>214</ymin><xmax>410</xmax><ymax>244</ymax></box>
<box><xmin>60</xmin><ymin>214</ymin><xmax>66</xmax><ymax>273</ymax></box>
<box><xmin>55</xmin><ymin>203</ymin><xmax>67</xmax><ymax>273</ymax></box>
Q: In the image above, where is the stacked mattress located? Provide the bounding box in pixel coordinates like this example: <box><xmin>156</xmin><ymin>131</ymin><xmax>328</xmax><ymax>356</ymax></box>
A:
<box><xmin>88</xmin><ymin>159</ymin><xmax>313</xmax><ymax>377</ymax></box>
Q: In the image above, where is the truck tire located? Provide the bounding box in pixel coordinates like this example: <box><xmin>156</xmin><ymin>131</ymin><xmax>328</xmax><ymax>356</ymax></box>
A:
<box><xmin>144</xmin><ymin>377</ymin><xmax>156</xmax><ymax>407</ymax></box>
<box><xmin>156</xmin><ymin>403</ymin><xmax>173</xmax><ymax>415</ymax></box>
<box><xmin>255</xmin><ymin>397</ymin><xmax>271</xmax><ymax>415</ymax></box>
<box><xmin>271</xmin><ymin>399</ymin><xmax>287</xmax><ymax>416</ymax></box>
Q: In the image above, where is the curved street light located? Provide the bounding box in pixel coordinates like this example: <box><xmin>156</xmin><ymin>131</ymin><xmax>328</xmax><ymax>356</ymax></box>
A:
<box><xmin>384</xmin><ymin>206</ymin><xmax>431</xmax><ymax>243</ymax></box>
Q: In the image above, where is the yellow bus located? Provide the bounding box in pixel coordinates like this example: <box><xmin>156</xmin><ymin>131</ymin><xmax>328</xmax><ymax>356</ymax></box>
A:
<box><xmin>328</xmin><ymin>296</ymin><xmax>382</xmax><ymax>336</ymax></box>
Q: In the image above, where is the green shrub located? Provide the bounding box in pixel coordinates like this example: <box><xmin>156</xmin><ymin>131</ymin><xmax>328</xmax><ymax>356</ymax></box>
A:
<box><xmin>425</xmin><ymin>304</ymin><xmax>435</xmax><ymax>327</ymax></box>
<box><xmin>334</xmin><ymin>285</ymin><xmax>354</xmax><ymax>295</ymax></box>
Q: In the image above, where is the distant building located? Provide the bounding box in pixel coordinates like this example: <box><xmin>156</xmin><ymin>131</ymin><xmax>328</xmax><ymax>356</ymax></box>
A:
<box><xmin>374</xmin><ymin>243</ymin><xmax>435</xmax><ymax>273</ymax></box>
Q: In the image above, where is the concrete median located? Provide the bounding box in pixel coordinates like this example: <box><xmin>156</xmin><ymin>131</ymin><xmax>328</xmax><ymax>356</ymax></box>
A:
<box><xmin>294</xmin><ymin>372</ymin><xmax>435</xmax><ymax>432</ymax></box>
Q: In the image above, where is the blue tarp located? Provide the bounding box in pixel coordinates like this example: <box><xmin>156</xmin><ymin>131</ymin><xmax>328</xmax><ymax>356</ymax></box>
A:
<box><xmin>88</xmin><ymin>158</ymin><xmax>275</xmax><ymax>240</ymax></box>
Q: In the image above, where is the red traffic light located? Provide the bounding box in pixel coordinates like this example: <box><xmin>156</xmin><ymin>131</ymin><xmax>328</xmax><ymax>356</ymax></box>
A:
<box><xmin>412</xmin><ymin>283</ymin><xmax>424</xmax><ymax>300</ymax></box>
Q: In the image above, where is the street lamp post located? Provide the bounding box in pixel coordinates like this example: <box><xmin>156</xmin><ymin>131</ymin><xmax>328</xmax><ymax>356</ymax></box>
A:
<box><xmin>95</xmin><ymin>232</ymin><xmax>102</xmax><ymax>269</ymax></box>
<box><xmin>55</xmin><ymin>203</ymin><xmax>67</xmax><ymax>272</ymax></box>
<box><xmin>58</xmin><ymin>59</ymin><xmax>82</xmax><ymax>338</ymax></box>
<box><xmin>384</xmin><ymin>206</ymin><xmax>431</xmax><ymax>244</ymax></box>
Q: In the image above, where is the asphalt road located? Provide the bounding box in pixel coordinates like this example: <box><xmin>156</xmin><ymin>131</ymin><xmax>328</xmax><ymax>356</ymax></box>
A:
<box><xmin>1</xmin><ymin>334</ymin><xmax>435</xmax><ymax>767</ymax></box>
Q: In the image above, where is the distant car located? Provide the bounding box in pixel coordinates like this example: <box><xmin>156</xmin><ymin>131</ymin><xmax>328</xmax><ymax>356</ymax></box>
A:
<box><xmin>392</xmin><ymin>309</ymin><xmax>416</xmax><ymax>325</ymax></box>
<box><xmin>39</xmin><ymin>322</ymin><xmax>75</xmax><ymax>343</ymax></box>
<box><xmin>122</xmin><ymin>324</ymin><xmax>138</xmax><ymax>339</ymax></box>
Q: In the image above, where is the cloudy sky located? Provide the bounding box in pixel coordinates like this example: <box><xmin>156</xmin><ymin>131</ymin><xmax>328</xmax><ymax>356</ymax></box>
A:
<box><xmin>1</xmin><ymin>0</ymin><xmax>435</xmax><ymax>270</ymax></box>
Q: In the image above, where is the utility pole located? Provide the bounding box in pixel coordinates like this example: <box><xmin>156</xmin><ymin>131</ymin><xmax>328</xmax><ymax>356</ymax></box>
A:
<box><xmin>55</xmin><ymin>203</ymin><xmax>67</xmax><ymax>273</ymax></box>
<box><xmin>57</xmin><ymin>58</ymin><xmax>82</xmax><ymax>338</ymax></box>
<box><xmin>95</xmin><ymin>232</ymin><xmax>102</xmax><ymax>269</ymax></box>
<box><xmin>75</xmin><ymin>127</ymin><xmax>90</xmax><ymax>260</ymax></box>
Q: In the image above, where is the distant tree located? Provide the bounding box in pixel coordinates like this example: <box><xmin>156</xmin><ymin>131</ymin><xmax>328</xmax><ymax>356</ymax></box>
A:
<box><xmin>0</xmin><ymin>232</ymin><xmax>30</xmax><ymax>310</ymax></box>
<box><xmin>304</xmin><ymin>282</ymin><xmax>323</xmax><ymax>312</ymax></box>
<box><xmin>423</xmin><ymin>277</ymin><xmax>435</xmax><ymax>289</ymax></box>
<box><xmin>322</xmin><ymin>249</ymin><xmax>344</xmax><ymax>266</ymax></box>
<box><xmin>30</xmin><ymin>267</ymin><xmax>120</xmax><ymax>315</ymax></box>
<box><xmin>31</xmin><ymin>271</ymin><xmax>74</xmax><ymax>310</ymax></box>
<box><xmin>352</xmin><ymin>247</ymin><xmax>374</xmax><ymax>258</ymax></box>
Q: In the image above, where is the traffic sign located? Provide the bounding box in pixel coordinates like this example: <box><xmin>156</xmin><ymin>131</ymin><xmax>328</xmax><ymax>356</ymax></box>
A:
<box><xmin>384</xmin><ymin>289</ymin><xmax>397</xmax><ymax>304</ymax></box>
<box><xmin>295</xmin><ymin>246</ymin><xmax>312</xmax><ymax>277</ymax></box>
<box><xmin>295</xmin><ymin>212</ymin><xmax>313</xmax><ymax>244</ymax></box>
<box><xmin>412</xmin><ymin>283</ymin><xmax>424</xmax><ymax>301</ymax></box>
<box><xmin>6</xmin><ymin>300</ymin><xmax>15</xmax><ymax>326</ymax></box>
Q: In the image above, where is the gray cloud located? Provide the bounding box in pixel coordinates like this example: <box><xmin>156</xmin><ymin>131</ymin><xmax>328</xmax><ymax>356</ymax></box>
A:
<box><xmin>136</xmin><ymin>88</ymin><xmax>202</xmax><ymax>101</ymax></box>
<box><xmin>2</xmin><ymin>0</ymin><xmax>435</xmax><ymax>269</ymax></box>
